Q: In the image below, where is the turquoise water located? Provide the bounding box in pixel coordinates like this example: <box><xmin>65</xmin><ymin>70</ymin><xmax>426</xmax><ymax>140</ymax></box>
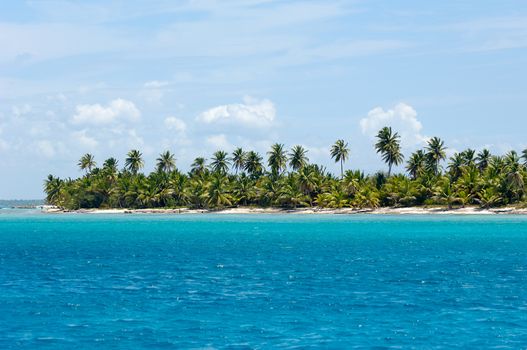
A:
<box><xmin>1</xmin><ymin>211</ymin><xmax>527</xmax><ymax>349</ymax></box>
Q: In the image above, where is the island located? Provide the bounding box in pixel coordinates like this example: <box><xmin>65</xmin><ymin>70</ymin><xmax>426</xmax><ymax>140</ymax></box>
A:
<box><xmin>44</xmin><ymin>127</ymin><xmax>527</xmax><ymax>213</ymax></box>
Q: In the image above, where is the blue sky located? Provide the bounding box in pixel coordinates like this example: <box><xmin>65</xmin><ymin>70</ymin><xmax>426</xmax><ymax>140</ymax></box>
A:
<box><xmin>1</xmin><ymin>0</ymin><xmax>526</xmax><ymax>198</ymax></box>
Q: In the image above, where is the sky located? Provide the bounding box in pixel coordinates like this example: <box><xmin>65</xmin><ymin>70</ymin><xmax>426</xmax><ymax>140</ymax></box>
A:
<box><xmin>1</xmin><ymin>0</ymin><xmax>526</xmax><ymax>199</ymax></box>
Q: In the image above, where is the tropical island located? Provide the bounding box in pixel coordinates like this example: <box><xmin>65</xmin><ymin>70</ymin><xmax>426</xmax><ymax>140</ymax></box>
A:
<box><xmin>43</xmin><ymin>127</ymin><xmax>527</xmax><ymax>213</ymax></box>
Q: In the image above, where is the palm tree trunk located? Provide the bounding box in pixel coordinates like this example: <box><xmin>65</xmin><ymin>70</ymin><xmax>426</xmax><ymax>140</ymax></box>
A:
<box><xmin>340</xmin><ymin>160</ymin><xmax>343</xmax><ymax>178</ymax></box>
<box><xmin>388</xmin><ymin>163</ymin><xmax>392</xmax><ymax>177</ymax></box>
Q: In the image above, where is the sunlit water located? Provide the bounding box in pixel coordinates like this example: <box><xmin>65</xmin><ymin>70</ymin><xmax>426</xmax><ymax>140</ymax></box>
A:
<box><xmin>1</xmin><ymin>210</ymin><xmax>527</xmax><ymax>349</ymax></box>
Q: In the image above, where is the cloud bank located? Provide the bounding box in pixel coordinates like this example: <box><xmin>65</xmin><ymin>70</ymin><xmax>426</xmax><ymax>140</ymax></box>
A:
<box><xmin>72</xmin><ymin>99</ymin><xmax>140</xmax><ymax>125</ymax></box>
<box><xmin>197</xmin><ymin>96</ymin><xmax>276</xmax><ymax>128</ymax></box>
<box><xmin>164</xmin><ymin>116</ymin><xmax>187</xmax><ymax>133</ymax></box>
<box><xmin>360</xmin><ymin>103</ymin><xmax>427</xmax><ymax>147</ymax></box>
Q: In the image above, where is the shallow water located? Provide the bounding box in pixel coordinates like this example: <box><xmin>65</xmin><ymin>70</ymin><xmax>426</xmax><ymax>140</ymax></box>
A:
<box><xmin>1</xmin><ymin>212</ymin><xmax>527</xmax><ymax>348</ymax></box>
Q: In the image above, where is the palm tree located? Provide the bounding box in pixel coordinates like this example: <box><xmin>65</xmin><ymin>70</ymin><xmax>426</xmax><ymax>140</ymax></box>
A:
<box><xmin>433</xmin><ymin>177</ymin><xmax>460</xmax><ymax>210</ymax></box>
<box><xmin>522</xmin><ymin>149</ymin><xmax>527</xmax><ymax>166</ymax></box>
<box><xmin>406</xmin><ymin>150</ymin><xmax>426</xmax><ymax>179</ymax></box>
<box><xmin>461</xmin><ymin>149</ymin><xmax>476</xmax><ymax>166</ymax></box>
<box><xmin>505</xmin><ymin>150</ymin><xmax>521</xmax><ymax>166</ymax></box>
<box><xmin>244</xmin><ymin>151</ymin><xmax>264</xmax><ymax>178</ymax></box>
<box><xmin>78</xmin><ymin>153</ymin><xmax>96</xmax><ymax>173</ymax></box>
<box><xmin>267</xmin><ymin>143</ymin><xmax>288</xmax><ymax>176</ymax></box>
<box><xmin>289</xmin><ymin>145</ymin><xmax>309</xmax><ymax>171</ymax></box>
<box><xmin>257</xmin><ymin>177</ymin><xmax>279</xmax><ymax>206</ymax></box>
<box><xmin>375</xmin><ymin>127</ymin><xmax>404</xmax><ymax>176</ymax></box>
<box><xmin>207</xmin><ymin>174</ymin><xmax>232</xmax><ymax>208</ymax></box>
<box><xmin>156</xmin><ymin>151</ymin><xmax>176</xmax><ymax>173</ymax></box>
<box><xmin>44</xmin><ymin>174</ymin><xmax>63</xmax><ymax>205</ymax></box>
<box><xmin>102</xmin><ymin>158</ymin><xmax>119</xmax><ymax>173</ymax></box>
<box><xmin>101</xmin><ymin>157</ymin><xmax>119</xmax><ymax>188</ymax></box>
<box><xmin>48</xmin><ymin>134</ymin><xmax>527</xmax><ymax>212</ymax></box>
<box><xmin>232</xmin><ymin>174</ymin><xmax>255</xmax><ymax>205</ymax></box>
<box><xmin>448</xmin><ymin>153</ymin><xmax>465</xmax><ymax>181</ymax></box>
<box><xmin>297</xmin><ymin>166</ymin><xmax>319</xmax><ymax>199</ymax></box>
<box><xmin>125</xmin><ymin>149</ymin><xmax>144</xmax><ymax>175</ymax></box>
<box><xmin>342</xmin><ymin>170</ymin><xmax>364</xmax><ymax>196</ymax></box>
<box><xmin>477</xmin><ymin>187</ymin><xmax>503</xmax><ymax>208</ymax></box>
<box><xmin>353</xmin><ymin>185</ymin><xmax>380</xmax><ymax>209</ymax></box>
<box><xmin>316</xmin><ymin>191</ymin><xmax>349</xmax><ymax>208</ymax></box>
<box><xmin>504</xmin><ymin>151</ymin><xmax>525</xmax><ymax>202</ymax></box>
<box><xmin>168</xmin><ymin>171</ymin><xmax>188</xmax><ymax>206</ymax></box>
<box><xmin>457</xmin><ymin>165</ymin><xmax>481</xmax><ymax>201</ymax></box>
<box><xmin>476</xmin><ymin>149</ymin><xmax>491</xmax><ymax>171</ymax></box>
<box><xmin>210</xmin><ymin>150</ymin><xmax>231</xmax><ymax>174</ymax></box>
<box><xmin>231</xmin><ymin>147</ymin><xmax>246</xmax><ymax>174</ymax></box>
<box><xmin>383</xmin><ymin>175</ymin><xmax>421</xmax><ymax>207</ymax></box>
<box><xmin>425</xmin><ymin>137</ymin><xmax>446</xmax><ymax>175</ymax></box>
<box><xmin>487</xmin><ymin>156</ymin><xmax>505</xmax><ymax>179</ymax></box>
<box><xmin>277</xmin><ymin>178</ymin><xmax>309</xmax><ymax>208</ymax></box>
<box><xmin>191</xmin><ymin>157</ymin><xmax>207</xmax><ymax>176</ymax></box>
<box><xmin>187</xmin><ymin>177</ymin><xmax>207</xmax><ymax>208</ymax></box>
<box><xmin>330</xmin><ymin>139</ymin><xmax>350</xmax><ymax>178</ymax></box>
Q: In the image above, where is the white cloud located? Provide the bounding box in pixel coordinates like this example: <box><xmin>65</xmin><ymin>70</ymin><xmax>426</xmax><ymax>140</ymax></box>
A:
<box><xmin>141</xmin><ymin>81</ymin><xmax>170</xmax><ymax>104</ymax></box>
<box><xmin>359</xmin><ymin>103</ymin><xmax>427</xmax><ymax>147</ymax></box>
<box><xmin>105</xmin><ymin>127</ymin><xmax>150</xmax><ymax>153</ymax></box>
<box><xmin>36</xmin><ymin>140</ymin><xmax>55</xmax><ymax>158</ymax></box>
<box><xmin>305</xmin><ymin>145</ymin><xmax>330</xmax><ymax>158</ymax></box>
<box><xmin>72</xmin><ymin>98</ymin><xmax>141</xmax><ymax>125</ymax></box>
<box><xmin>12</xmin><ymin>104</ymin><xmax>32</xmax><ymax>118</ymax></box>
<box><xmin>29</xmin><ymin>124</ymin><xmax>49</xmax><ymax>136</ymax></box>
<box><xmin>164</xmin><ymin>116</ymin><xmax>187</xmax><ymax>133</ymax></box>
<box><xmin>72</xmin><ymin>130</ymin><xmax>98</xmax><ymax>149</ymax></box>
<box><xmin>206</xmin><ymin>134</ymin><xmax>233</xmax><ymax>150</ymax></box>
<box><xmin>126</xmin><ymin>129</ymin><xmax>145</xmax><ymax>149</ymax></box>
<box><xmin>197</xmin><ymin>96</ymin><xmax>276</xmax><ymax>128</ymax></box>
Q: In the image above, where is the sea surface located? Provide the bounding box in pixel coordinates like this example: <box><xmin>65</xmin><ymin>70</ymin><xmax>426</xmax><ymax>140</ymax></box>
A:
<box><xmin>1</xmin><ymin>210</ymin><xmax>527</xmax><ymax>349</ymax></box>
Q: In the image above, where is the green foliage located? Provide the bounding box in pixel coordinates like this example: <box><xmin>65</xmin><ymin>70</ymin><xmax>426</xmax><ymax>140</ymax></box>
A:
<box><xmin>210</xmin><ymin>150</ymin><xmax>230</xmax><ymax>175</ymax></box>
<box><xmin>330</xmin><ymin>139</ymin><xmax>350</xmax><ymax>178</ymax></box>
<box><xmin>289</xmin><ymin>145</ymin><xmax>309</xmax><ymax>171</ymax></box>
<box><xmin>231</xmin><ymin>147</ymin><xmax>246</xmax><ymax>174</ymax></box>
<box><xmin>406</xmin><ymin>150</ymin><xmax>426</xmax><ymax>179</ymax></box>
<box><xmin>45</xmin><ymin>132</ymin><xmax>527</xmax><ymax>211</ymax></box>
<box><xmin>156</xmin><ymin>151</ymin><xmax>176</xmax><ymax>173</ymax></box>
<box><xmin>244</xmin><ymin>151</ymin><xmax>264</xmax><ymax>179</ymax></box>
<box><xmin>425</xmin><ymin>137</ymin><xmax>446</xmax><ymax>175</ymax></box>
<box><xmin>125</xmin><ymin>150</ymin><xmax>144</xmax><ymax>175</ymax></box>
<box><xmin>267</xmin><ymin>143</ymin><xmax>288</xmax><ymax>176</ymax></box>
<box><xmin>375</xmin><ymin>126</ymin><xmax>404</xmax><ymax>176</ymax></box>
<box><xmin>78</xmin><ymin>153</ymin><xmax>96</xmax><ymax>173</ymax></box>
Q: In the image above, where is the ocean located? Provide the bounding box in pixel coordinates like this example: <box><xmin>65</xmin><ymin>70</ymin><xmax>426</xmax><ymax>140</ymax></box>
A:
<box><xmin>1</xmin><ymin>211</ymin><xmax>526</xmax><ymax>348</ymax></box>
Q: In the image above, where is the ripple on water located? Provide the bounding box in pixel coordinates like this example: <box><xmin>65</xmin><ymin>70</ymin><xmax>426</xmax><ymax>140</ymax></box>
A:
<box><xmin>1</xmin><ymin>214</ymin><xmax>527</xmax><ymax>348</ymax></box>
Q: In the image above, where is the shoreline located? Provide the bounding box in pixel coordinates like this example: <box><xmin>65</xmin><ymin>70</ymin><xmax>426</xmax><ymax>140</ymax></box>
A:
<box><xmin>41</xmin><ymin>206</ymin><xmax>527</xmax><ymax>215</ymax></box>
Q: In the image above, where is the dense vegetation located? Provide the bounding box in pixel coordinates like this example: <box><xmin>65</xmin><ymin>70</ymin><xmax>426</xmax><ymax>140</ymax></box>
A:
<box><xmin>44</xmin><ymin>127</ymin><xmax>527</xmax><ymax>210</ymax></box>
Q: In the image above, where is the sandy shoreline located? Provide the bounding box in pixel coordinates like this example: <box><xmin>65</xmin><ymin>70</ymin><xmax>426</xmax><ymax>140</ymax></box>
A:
<box><xmin>41</xmin><ymin>206</ymin><xmax>527</xmax><ymax>215</ymax></box>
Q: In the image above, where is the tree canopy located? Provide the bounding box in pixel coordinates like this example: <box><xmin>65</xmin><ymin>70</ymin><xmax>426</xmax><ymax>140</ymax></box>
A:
<box><xmin>45</xmin><ymin>129</ymin><xmax>527</xmax><ymax>211</ymax></box>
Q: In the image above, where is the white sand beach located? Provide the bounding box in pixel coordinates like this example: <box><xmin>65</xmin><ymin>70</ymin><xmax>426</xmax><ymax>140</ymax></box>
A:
<box><xmin>41</xmin><ymin>206</ymin><xmax>527</xmax><ymax>215</ymax></box>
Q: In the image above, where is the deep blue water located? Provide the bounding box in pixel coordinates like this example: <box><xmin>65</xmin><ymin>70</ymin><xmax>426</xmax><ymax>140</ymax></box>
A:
<box><xmin>1</xmin><ymin>211</ymin><xmax>527</xmax><ymax>349</ymax></box>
